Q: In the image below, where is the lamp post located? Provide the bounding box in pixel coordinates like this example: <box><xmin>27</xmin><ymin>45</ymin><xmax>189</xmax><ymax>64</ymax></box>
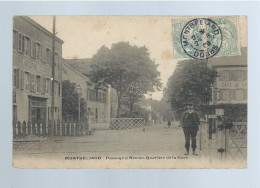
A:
<box><xmin>77</xmin><ymin>85</ymin><xmax>82</xmax><ymax>122</ymax></box>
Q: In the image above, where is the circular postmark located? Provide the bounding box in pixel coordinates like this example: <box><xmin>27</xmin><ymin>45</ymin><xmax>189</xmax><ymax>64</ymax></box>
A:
<box><xmin>180</xmin><ymin>18</ymin><xmax>222</xmax><ymax>59</ymax></box>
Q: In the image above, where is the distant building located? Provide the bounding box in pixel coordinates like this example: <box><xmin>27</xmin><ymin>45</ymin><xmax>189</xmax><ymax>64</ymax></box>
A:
<box><xmin>13</xmin><ymin>16</ymin><xmax>63</xmax><ymax>123</ymax></box>
<box><xmin>62</xmin><ymin>59</ymin><xmax>118</xmax><ymax>124</ymax></box>
<box><xmin>209</xmin><ymin>47</ymin><xmax>247</xmax><ymax>104</ymax></box>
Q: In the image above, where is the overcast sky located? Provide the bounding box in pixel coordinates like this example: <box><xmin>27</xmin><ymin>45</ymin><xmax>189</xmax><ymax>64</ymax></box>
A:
<box><xmin>29</xmin><ymin>16</ymin><xmax>247</xmax><ymax>100</ymax></box>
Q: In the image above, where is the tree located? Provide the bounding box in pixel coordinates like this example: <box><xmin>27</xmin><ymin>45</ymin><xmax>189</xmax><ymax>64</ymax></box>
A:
<box><xmin>90</xmin><ymin>42</ymin><xmax>162</xmax><ymax>117</ymax></box>
<box><xmin>165</xmin><ymin>59</ymin><xmax>218</xmax><ymax>112</ymax></box>
<box><xmin>62</xmin><ymin>80</ymin><xmax>87</xmax><ymax>121</ymax></box>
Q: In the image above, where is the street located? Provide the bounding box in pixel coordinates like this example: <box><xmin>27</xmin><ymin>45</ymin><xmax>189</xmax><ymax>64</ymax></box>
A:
<box><xmin>13</xmin><ymin>122</ymin><xmax>207</xmax><ymax>168</ymax></box>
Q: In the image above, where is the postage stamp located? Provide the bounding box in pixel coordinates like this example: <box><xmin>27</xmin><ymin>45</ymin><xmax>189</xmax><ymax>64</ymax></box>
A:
<box><xmin>180</xmin><ymin>18</ymin><xmax>222</xmax><ymax>59</ymax></box>
<box><xmin>172</xmin><ymin>16</ymin><xmax>241</xmax><ymax>59</ymax></box>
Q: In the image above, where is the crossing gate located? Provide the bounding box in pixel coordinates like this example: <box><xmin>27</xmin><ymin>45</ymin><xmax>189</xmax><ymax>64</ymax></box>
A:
<box><xmin>199</xmin><ymin>120</ymin><xmax>247</xmax><ymax>163</ymax></box>
<box><xmin>110</xmin><ymin>118</ymin><xmax>145</xmax><ymax>130</ymax></box>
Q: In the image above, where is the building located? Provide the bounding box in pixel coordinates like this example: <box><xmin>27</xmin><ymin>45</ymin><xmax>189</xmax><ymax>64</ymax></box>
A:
<box><xmin>13</xmin><ymin>16</ymin><xmax>63</xmax><ymax>123</ymax></box>
<box><xmin>62</xmin><ymin>59</ymin><xmax>118</xmax><ymax>124</ymax></box>
<box><xmin>209</xmin><ymin>47</ymin><xmax>247</xmax><ymax>104</ymax></box>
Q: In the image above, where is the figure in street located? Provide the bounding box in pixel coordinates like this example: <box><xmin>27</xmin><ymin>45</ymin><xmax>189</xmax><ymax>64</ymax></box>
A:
<box><xmin>181</xmin><ymin>102</ymin><xmax>200</xmax><ymax>155</ymax></box>
<box><xmin>167</xmin><ymin>120</ymin><xmax>171</xmax><ymax>128</ymax></box>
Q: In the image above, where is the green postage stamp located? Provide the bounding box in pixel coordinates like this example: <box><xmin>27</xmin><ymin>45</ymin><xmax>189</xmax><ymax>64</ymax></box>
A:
<box><xmin>172</xmin><ymin>17</ymin><xmax>240</xmax><ymax>59</ymax></box>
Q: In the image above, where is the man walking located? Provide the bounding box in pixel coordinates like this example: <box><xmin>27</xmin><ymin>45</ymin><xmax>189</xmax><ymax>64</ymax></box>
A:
<box><xmin>181</xmin><ymin>102</ymin><xmax>200</xmax><ymax>155</ymax></box>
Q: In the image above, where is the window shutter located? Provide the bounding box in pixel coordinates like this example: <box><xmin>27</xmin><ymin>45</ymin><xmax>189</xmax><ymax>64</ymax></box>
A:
<box><xmin>41</xmin><ymin>46</ymin><xmax>45</xmax><ymax>62</ymax></box>
<box><xmin>16</xmin><ymin>69</ymin><xmax>20</xmax><ymax>89</ymax></box>
<box><xmin>42</xmin><ymin>78</ymin><xmax>46</xmax><ymax>93</ymax></box>
<box><xmin>20</xmin><ymin>70</ymin><xmax>24</xmax><ymax>90</ymax></box>
<box><xmin>30</xmin><ymin>73</ymin><xmax>33</xmax><ymax>92</ymax></box>
<box><xmin>13</xmin><ymin>31</ymin><xmax>18</xmax><ymax>50</ymax></box>
<box><xmin>31</xmin><ymin>74</ymin><xmax>35</xmax><ymax>92</ymax></box>
<box><xmin>32</xmin><ymin>42</ymin><xmax>36</xmax><ymax>59</ymax></box>
<box><xmin>22</xmin><ymin>36</ymin><xmax>25</xmax><ymax>53</ymax></box>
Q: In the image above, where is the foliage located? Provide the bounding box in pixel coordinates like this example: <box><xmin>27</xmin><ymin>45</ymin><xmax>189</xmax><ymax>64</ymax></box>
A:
<box><xmin>149</xmin><ymin>98</ymin><xmax>175</xmax><ymax>121</ymax></box>
<box><xmin>120</xmin><ymin>104</ymin><xmax>150</xmax><ymax>122</ymax></box>
<box><xmin>62</xmin><ymin>80</ymin><xmax>87</xmax><ymax>121</ymax></box>
<box><xmin>164</xmin><ymin>59</ymin><xmax>218</xmax><ymax>111</ymax></box>
<box><xmin>198</xmin><ymin>104</ymin><xmax>247</xmax><ymax>122</ymax></box>
<box><xmin>89</xmin><ymin>42</ymin><xmax>162</xmax><ymax>117</ymax></box>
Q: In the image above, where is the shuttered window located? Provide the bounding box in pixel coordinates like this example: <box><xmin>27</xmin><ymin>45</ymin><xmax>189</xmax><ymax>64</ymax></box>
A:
<box><xmin>36</xmin><ymin>75</ymin><xmax>41</xmax><ymax>93</ymax></box>
<box><xmin>25</xmin><ymin>72</ymin><xmax>30</xmax><ymax>91</ymax></box>
<box><xmin>24</xmin><ymin>36</ymin><xmax>31</xmax><ymax>56</ymax></box>
<box><xmin>18</xmin><ymin>33</ymin><xmax>24</xmax><ymax>53</ymax></box>
<box><xmin>13</xmin><ymin>30</ymin><xmax>18</xmax><ymax>50</ymax></box>
<box><xmin>13</xmin><ymin>69</ymin><xmax>19</xmax><ymax>88</ymax></box>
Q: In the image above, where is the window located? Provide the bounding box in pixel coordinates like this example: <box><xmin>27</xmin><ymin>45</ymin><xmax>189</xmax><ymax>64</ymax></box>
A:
<box><xmin>31</xmin><ymin>74</ymin><xmax>35</xmax><ymax>92</ymax></box>
<box><xmin>36</xmin><ymin>43</ymin><xmax>41</xmax><ymax>60</ymax></box>
<box><xmin>98</xmin><ymin>92</ymin><xmax>101</xmax><ymax>102</ymax></box>
<box><xmin>237</xmin><ymin>70</ymin><xmax>247</xmax><ymax>81</ymax></box>
<box><xmin>46</xmin><ymin>79</ymin><xmax>50</xmax><ymax>94</ymax></box>
<box><xmin>46</xmin><ymin>48</ymin><xmax>51</xmax><ymax>65</ymax></box>
<box><xmin>42</xmin><ymin>78</ymin><xmax>46</xmax><ymax>93</ymax></box>
<box><xmin>13</xmin><ymin>92</ymin><xmax>16</xmax><ymax>103</ymax></box>
<box><xmin>219</xmin><ymin>89</ymin><xmax>229</xmax><ymax>101</ymax></box>
<box><xmin>13</xmin><ymin>69</ymin><xmax>19</xmax><ymax>88</ymax></box>
<box><xmin>103</xmin><ymin>93</ymin><xmax>106</xmax><ymax>103</ymax></box>
<box><xmin>36</xmin><ymin>75</ymin><xmax>41</xmax><ymax>93</ymax></box>
<box><xmin>18</xmin><ymin>33</ymin><xmax>24</xmax><ymax>53</ymax></box>
<box><xmin>243</xmin><ymin>90</ymin><xmax>247</xmax><ymax>100</ymax></box>
<box><xmin>24</xmin><ymin>36</ymin><xmax>31</xmax><ymax>56</ymax></box>
<box><xmin>33</xmin><ymin>42</ymin><xmax>42</xmax><ymax>60</ymax></box>
<box><xmin>58</xmin><ymin>82</ymin><xmax>61</xmax><ymax>96</ymax></box>
<box><xmin>219</xmin><ymin>70</ymin><xmax>230</xmax><ymax>81</ymax></box>
<box><xmin>13</xmin><ymin>30</ymin><xmax>18</xmax><ymax>50</ymax></box>
<box><xmin>25</xmin><ymin>72</ymin><xmax>30</xmax><ymax>91</ymax></box>
<box><xmin>236</xmin><ymin>90</ymin><xmax>244</xmax><ymax>100</ymax></box>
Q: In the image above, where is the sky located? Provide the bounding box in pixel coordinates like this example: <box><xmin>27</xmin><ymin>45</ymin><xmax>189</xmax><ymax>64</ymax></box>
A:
<box><xmin>29</xmin><ymin>16</ymin><xmax>247</xmax><ymax>100</ymax></box>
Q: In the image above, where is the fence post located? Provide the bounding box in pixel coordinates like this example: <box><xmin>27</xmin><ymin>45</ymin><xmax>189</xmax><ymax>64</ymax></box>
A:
<box><xmin>48</xmin><ymin>120</ymin><xmax>51</xmax><ymax>136</ymax></box>
<box><xmin>57</xmin><ymin>119</ymin><xmax>61</xmax><ymax>136</ymax></box>
<box><xmin>40</xmin><ymin>122</ymin><xmax>42</xmax><ymax>136</ymax></box>
<box><xmin>42</xmin><ymin>121</ymin><xmax>46</xmax><ymax>136</ymax></box>
<box><xmin>13</xmin><ymin>121</ymin><xmax>16</xmax><ymax>138</ymax></box>
<box><xmin>22</xmin><ymin>121</ymin><xmax>26</xmax><ymax>137</ymax></box>
<box><xmin>17</xmin><ymin>121</ymin><xmax>21</xmax><ymax>137</ymax></box>
<box><xmin>74</xmin><ymin>123</ymin><xmax>76</xmax><ymax>136</ymax></box>
<box><xmin>28</xmin><ymin>121</ymin><xmax>31</xmax><ymax>135</ymax></box>
<box><xmin>63</xmin><ymin>120</ymin><xmax>66</xmax><ymax>136</ymax></box>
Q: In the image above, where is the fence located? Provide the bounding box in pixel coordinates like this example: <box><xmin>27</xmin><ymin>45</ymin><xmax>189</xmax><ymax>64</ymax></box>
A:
<box><xmin>13</xmin><ymin>119</ymin><xmax>94</xmax><ymax>138</ymax></box>
<box><xmin>199</xmin><ymin>119</ymin><xmax>247</xmax><ymax>163</ymax></box>
<box><xmin>110</xmin><ymin>118</ymin><xmax>145</xmax><ymax>130</ymax></box>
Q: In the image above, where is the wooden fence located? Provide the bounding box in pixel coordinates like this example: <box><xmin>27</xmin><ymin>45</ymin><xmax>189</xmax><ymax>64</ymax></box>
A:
<box><xmin>13</xmin><ymin>119</ymin><xmax>93</xmax><ymax>138</ymax></box>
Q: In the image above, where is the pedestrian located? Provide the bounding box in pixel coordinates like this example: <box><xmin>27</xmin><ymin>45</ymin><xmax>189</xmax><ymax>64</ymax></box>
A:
<box><xmin>181</xmin><ymin>102</ymin><xmax>200</xmax><ymax>155</ymax></box>
<box><xmin>167</xmin><ymin>120</ymin><xmax>171</xmax><ymax>128</ymax></box>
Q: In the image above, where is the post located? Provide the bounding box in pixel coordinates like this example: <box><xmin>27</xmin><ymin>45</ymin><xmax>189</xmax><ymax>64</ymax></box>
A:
<box><xmin>51</xmin><ymin>16</ymin><xmax>56</xmax><ymax>136</ymax></box>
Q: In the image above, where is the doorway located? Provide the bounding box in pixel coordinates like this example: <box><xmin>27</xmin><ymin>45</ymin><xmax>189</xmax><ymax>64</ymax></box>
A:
<box><xmin>29</xmin><ymin>97</ymin><xmax>47</xmax><ymax>123</ymax></box>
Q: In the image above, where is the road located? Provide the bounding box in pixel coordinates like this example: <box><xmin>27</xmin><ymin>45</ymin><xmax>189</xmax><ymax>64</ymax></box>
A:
<box><xmin>13</xmin><ymin>122</ymin><xmax>206</xmax><ymax>168</ymax></box>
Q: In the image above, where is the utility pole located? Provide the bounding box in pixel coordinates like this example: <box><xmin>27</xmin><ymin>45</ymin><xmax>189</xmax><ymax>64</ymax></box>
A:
<box><xmin>51</xmin><ymin>16</ymin><xmax>56</xmax><ymax>136</ymax></box>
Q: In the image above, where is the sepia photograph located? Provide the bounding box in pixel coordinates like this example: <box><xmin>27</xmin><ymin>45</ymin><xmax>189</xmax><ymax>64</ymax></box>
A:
<box><xmin>12</xmin><ymin>15</ymin><xmax>247</xmax><ymax>169</ymax></box>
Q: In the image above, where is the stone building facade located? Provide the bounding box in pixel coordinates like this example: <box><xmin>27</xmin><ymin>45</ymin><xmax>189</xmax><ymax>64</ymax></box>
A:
<box><xmin>13</xmin><ymin>16</ymin><xmax>63</xmax><ymax>123</ymax></box>
<box><xmin>209</xmin><ymin>47</ymin><xmax>247</xmax><ymax>104</ymax></box>
<box><xmin>62</xmin><ymin>60</ymin><xmax>118</xmax><ymax>125</ymax></box>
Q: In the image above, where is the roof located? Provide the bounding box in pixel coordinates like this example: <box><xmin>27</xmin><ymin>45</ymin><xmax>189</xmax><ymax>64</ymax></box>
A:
<box><xmin>16</xmin><ymin>16</ymin><xmax>64</xmax><ymax>44</ymax></box>
<box><xmin>63</xmin><ymin>58</ymin><xmax>93</xmax><ymax>75</ymax></box>
<box><xmin>209</xmin><ymin>47</ymin><xmax>247</xmax><ymax>67</ymax></box>
<box><xmin>62</xmin><ymin>60</ymin><xmax>92</xmax><ymax>84</ymax></box>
